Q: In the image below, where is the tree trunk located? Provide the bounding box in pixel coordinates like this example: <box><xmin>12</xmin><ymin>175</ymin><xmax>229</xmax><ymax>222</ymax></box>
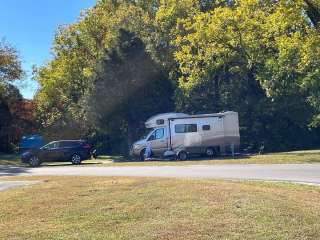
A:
<box><xmin>214</xmin><ymin>75</ymin><xmax>221</xmax><ymax>111</ymax></box>
<box><xmin>304</xmin><ymin>0</ymin><xmax>320</xmax><ymax>27</ymax></box>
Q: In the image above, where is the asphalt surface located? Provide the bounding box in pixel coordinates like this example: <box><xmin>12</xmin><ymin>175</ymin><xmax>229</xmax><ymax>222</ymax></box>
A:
<box><xmin>0</xmin><ymin>181</ymin><xmax>40</xmax><ymax>191</ymax></box>
<box><xmin>1</xmin><ymin>164</ymin><xmax>320</xmax><ymax>185</ymax></box>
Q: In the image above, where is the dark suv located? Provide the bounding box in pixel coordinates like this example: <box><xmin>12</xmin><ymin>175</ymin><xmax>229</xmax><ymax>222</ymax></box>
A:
<box><xmin>21</xmin><ymin>140</ymin><xmax>94</xmax><ymax>167</ymax></box>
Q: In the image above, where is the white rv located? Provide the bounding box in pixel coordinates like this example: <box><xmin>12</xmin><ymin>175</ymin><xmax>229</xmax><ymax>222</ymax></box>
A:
<box><xmin>130</xmin><ymin>111</ymin><xmax>240</xmax><ymax>160</ymax></box>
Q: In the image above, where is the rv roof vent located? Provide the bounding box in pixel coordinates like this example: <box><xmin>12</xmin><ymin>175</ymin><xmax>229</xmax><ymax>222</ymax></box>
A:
<box><xmin>156</xmin><ymin>119</ymin><xmax>165</xmax><ymax>125</ymax></box>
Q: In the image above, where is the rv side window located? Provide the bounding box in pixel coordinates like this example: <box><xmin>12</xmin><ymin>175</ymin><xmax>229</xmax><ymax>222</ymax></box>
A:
<box><xmin>175</xmin><ymin>124</ymin><xmax>185</xmax><ymax>133</ymax></box>
<box><xmin>187</xmin><ymin>124</ymin><xmax>197</xmax><ymax>132</ymax></box>
<box><xmin>175</xmin><ymin>124</ymin><xmax>197</xmax><ymax>133</ymax></box>
<box><xmin>156</xmin><ymin>119</ymin><xmax>164</xmax><ymax>125</ymax></box>
<box><xmin>155</xmin><ymin>128</ymin><xmax>164</xmax><ymax>139</ymax></box>
<box><xmin>202</xmin><ymin>125</ymin><xmax>210</xmax><ymax>131</ymax></box>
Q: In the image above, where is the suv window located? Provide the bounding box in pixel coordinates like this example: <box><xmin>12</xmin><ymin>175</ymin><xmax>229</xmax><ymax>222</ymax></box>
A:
<box><xmin>175</xmin><ymin>124</ymin><xmax>197</xmax><ymax>133</ymax></box>
<box><xmin>43</xmin><ymin>142</ymin><xmax>59</xmax><ymax>149</ymax></box>
<box><xmin>60</xmin><ymin>141</ymin><xmax>79</xmax><ymax>148</ymax></box>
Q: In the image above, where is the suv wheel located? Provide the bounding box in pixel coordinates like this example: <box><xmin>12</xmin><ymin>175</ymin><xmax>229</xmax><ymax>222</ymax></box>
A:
<box><xmin>71</xmin><ymin>154</ymin><xmax>82</xmax><ymax>165</ymax></box>
<box><xmin>29</xmin><ymin>156</ymin><xmax>41</xmax><ymax>167</ymax></box>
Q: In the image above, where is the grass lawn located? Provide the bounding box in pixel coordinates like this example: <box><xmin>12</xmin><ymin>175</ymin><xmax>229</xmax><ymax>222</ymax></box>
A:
<box><xmin>0</xmin><ymin>154</ymin><xmax>23</xmax><ymax>166</ymax></box>
<box><xmin>1</xmin><ymin>150</ymin><xmax>320</xmax><ymax>167</ymax></box>
<box><xmin>0</xmin><ymin>176</ymin><xmax>320</xmax><ymax>240</ymax></box>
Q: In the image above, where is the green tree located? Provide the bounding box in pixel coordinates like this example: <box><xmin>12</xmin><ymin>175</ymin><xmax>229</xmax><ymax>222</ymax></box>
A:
<box><xmin>0</xmin><ymin>40</ymin><xmax>24</xmax><ymax>83</ymax></box>
<box><xmin>0</xmin><ymin>40</ymin><xmax>24</xmax><ymax>152</ymax></box>
<box><xmin>172</xmin><ymin>0</ymin><xmax>320</xmax><ymax>150</ymax></box>
<box><xmin>86</xmin><ymin>29</ymin><xmax>173</xmax><ymax>154</ymax></box>
<box><xmin>304</xmin><ymin>0</ymin><xmax>320</xmax><ymax>27</ymax></box>
<box><xmin>34</xmin><ymin>0</ymin><xmax>320</xmax><ymax>153</ymax></box>
<box><xmin>34</xmin><ymin>1</ymin><xmax>157</xmax><ymax>140</ymax></box>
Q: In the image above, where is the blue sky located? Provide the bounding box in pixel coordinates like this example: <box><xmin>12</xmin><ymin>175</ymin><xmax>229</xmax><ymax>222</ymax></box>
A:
<box><xmin>0</xmin><ymin>0</ymin><xmax>96</xmax><ymax>99</ymax></box>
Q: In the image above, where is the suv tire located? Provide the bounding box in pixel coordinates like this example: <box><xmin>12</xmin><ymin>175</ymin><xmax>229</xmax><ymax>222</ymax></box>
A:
<box><xmin>71</xmin><ymin>154</ymin><xmax>82</xmax><ymax>165</ymax></box>
<box><xmin>29</xmin><ymin>156</ymin><xmax>41</xmax><ymax>167</ymax></box>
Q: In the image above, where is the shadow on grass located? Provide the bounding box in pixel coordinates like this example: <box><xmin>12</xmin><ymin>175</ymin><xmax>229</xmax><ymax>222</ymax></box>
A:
<box><xmin>270</xmin><ymin>150</ymin><xmax>320</xmax><ymax>156</ymax></box>
<box><xmin>110</xmin><ymin>154</ymin><xmax>251</xmax><ymax>163</ymax></box>
<box><xmin>304</xmin><ymin>158</ymin><xmax>320</xmax><ymax>163</ymax></box>
<box><xmin>0</xmin><ymin>153</ymin><xmax>104</xmax><ymax>167</ymax></box>
<box><xmin>0</xmin><ymin>154</ymin><xmax>22</xmax><ymax>166</ymax></box>
<box><xmin>40</xmin><ymin>162</ymin><xmax>103</xmax><ymax>167</ymax></box>
<box><xmin>98</xmin><ymin>155</ymin><xmax>126</xmax><ymax>162</ymax></box>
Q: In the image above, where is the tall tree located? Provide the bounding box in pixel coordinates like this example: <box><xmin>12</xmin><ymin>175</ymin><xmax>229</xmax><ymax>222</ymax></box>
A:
<box><xmin>86</xmin><ymin>29</ymin><xmax>173</xmax><ymax>154</ymax></box>
<box><xmin>34</xmin><ymin>0</ymin><xmax>320</xmax><ymax>153</ymax></box>
<box><xmin>172</xmin><ymin>0</ymin><xmax>320</xmax><ymax>150</ymax></box>
<box><xmin>0</xmin><ymin>40</ymin><xmax>25</xmax><ymax>152</ymax></box>
<box><xmin>34</xmin><ymin>1</ymin><xmax>155</xmax><ymax>141</ymax></box>
<box><xmin>304</xmin><ymin>0</ymin><xmax>320</xmax><ymax>27</ymax></box>
<box><xmin>0</xmin><ymin>40</ymin><xmax>24</xmax><ymax>83</ymax></box>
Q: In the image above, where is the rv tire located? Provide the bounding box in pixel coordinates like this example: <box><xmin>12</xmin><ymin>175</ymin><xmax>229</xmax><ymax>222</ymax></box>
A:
<box><xmin>140</xmin><ymin>149</ymin><xmax>146</xmax><ymax>161</ymax></box>
<box><xmin>177</xmin><ymin>151</ymin><xmax>188</xmax><ymax>161</ymax></box>
<box><xmin>205</xmin><ymin>147</ymin><xmax>215</xmax><ymax>158</ymax></box>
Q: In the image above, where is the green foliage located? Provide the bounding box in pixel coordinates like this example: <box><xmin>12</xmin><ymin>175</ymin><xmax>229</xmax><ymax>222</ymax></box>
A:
<box><xmin>0</xmin><ymin>40</ymin><xmax>24</xmax><ymax>83</ymax></box>
<box><xmin>34</xmin><ymin>1</ymin><xmax>155</xmax><ymax>142</ymax></box>
<box><xmin>86</xmin><ymin>29</ymin><xmax>174</xmax><ymax>154</ymax></box>
<box><xmin>0</xmin><ymin>40</ymin><xmax>26</xmax><ymax>153</ymax></box>
<box><xmin>172</xmin><ymin>0</ymin><xmax>320</xmax><ymax>150</ymax></box>
<box><xmin>34</xmin><ymin>0</ymin><xmax>320</xmax><ymax>153</ymax></box>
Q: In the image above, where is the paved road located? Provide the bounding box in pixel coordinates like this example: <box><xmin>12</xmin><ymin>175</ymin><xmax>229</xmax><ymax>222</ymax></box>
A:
<box><xmin>1</xmin><ymin>164</ymin><xmax>320</xmax><ymax>185</ymax></box>
<box><xmin>0</xmin><ymin>181</ymin><xmax>40</xmax><ymax>191</ymax></box>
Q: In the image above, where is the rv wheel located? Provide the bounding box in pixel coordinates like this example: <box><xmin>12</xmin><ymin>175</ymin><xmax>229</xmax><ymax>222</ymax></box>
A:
<box><xmin>139</xmin><ymin>149</ymin><xmax>146</xmax><ymax>161</ymax></box>
<box><xmin>205</xmin><ymin>147</ymin><xmax>215</xmax><ymax>158</ymax></box>
<box><xmin>177</xmin><ymin>151</ymin><xmax>188</xmax><ymax>161</ymax></box>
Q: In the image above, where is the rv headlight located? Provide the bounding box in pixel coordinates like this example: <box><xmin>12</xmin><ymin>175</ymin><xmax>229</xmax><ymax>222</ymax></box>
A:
<box><xmin>133</xmin><ymin>144</ymin><xmax>141</xmax><ymax>150</ymax></box>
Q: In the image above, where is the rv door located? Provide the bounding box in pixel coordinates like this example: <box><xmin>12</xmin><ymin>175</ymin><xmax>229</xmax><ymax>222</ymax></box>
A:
<box><xmin>146</xmin><ymin>128</ymin><xmax>167</xmax><ymax>156</ymax></box>
<box><xmin>170</xmin><ymin>122</ymin><xmax>201</xmax><ymax>150</ymax></box>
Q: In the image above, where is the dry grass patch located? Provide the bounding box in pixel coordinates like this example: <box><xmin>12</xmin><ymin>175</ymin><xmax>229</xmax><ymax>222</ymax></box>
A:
<box><xmin>0</xmin><ymin>176</ymin><xmax>320</xmax><ymax>239</ymax></box>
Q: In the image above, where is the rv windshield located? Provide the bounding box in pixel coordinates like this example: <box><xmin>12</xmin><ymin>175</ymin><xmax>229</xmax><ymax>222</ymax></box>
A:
<box><xmin>142</xmin><ymin>129</ymin><xmax>154</xmax><ymax>140</ymax></box>
<box><xmin>138</xmin><ymin>129</ymin><xmax>153</xmax><ymax>140</ymax></box>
